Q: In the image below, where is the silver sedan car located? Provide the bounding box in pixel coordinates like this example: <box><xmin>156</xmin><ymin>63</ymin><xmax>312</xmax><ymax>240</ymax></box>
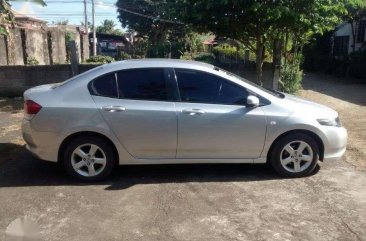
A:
<box><xmin>22</xmin><ymin>59</ymin><xmax>347</xmax><ymax>181</ymax></box>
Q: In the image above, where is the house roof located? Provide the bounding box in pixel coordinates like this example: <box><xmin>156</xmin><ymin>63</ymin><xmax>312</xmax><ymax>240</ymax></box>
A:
<box><xmin>12</xmin><ymin>10</ymin><xmax>47</xmax><ymax>24</ymax></box>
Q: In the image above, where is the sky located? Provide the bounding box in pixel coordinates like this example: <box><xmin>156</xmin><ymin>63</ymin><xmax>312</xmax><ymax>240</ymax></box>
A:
<box><xmin>10</xmin><ymin>0</ymin><xmax>123</xmax><ymax>29</ymax></box>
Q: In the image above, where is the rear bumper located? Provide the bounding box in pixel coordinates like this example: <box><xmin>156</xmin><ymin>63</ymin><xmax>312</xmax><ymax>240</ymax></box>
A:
<box><xmin>22</xmin><ymin>119</ymin><xmax>59</xmax><ymax>162</ymax></box>
<box><xmin>322</xmin><ymin>126</ymin><xmax>348</xmax><ymax>161</ymax></box>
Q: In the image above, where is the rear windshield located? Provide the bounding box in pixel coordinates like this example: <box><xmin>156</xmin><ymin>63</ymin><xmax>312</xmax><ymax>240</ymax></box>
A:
<box><xmin>51</xmin><ymin>65</ymin><xmax>103</xmax><ymax>89</ymax></box>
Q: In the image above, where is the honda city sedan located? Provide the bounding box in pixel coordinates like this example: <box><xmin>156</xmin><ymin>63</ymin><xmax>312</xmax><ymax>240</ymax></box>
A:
<box><xmin>22</xmin><ymin>59</ymin><xmax>347</xmax><ymax>181</ymax></box>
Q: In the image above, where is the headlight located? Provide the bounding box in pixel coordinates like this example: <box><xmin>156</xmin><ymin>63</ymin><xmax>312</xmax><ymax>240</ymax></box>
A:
<box><xmin>317</xmin><ymin>117</ymin><xmax>341</xmax><ymax>127</ymax></box>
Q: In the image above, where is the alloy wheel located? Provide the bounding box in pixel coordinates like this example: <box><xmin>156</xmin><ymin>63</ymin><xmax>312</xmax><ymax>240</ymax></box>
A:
<box><xmin>280</xmin><ymin>140</ymin><xmax>313</xmax><ymax>173</ymax></box>
<box><xmin>71</xmin><ymin>144</ymin><xmax>107</xmax><ymax>177</ymax></box>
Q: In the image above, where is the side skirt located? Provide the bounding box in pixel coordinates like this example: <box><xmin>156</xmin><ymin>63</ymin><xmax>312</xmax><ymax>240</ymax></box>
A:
<box><xmin>119</xmin><ymin>157</ymin><xmax>267</xmax><ymax>165</ymax></box>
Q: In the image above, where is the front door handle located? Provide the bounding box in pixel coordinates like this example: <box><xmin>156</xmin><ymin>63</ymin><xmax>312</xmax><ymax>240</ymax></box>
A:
<box><xmin>182</xmin><ymin>109</ymin><xmax>205</xmax><ymax>115</ymax></box>
<box><xmin>102</xmin><ymin>106</ymin><xmax>126</xmax><ymax>112</ymax></box>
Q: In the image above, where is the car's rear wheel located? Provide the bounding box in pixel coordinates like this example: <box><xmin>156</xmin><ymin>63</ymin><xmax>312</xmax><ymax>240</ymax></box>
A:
<box><xmin>270</xmin><ymin>133</ymin><xmax>319</xmax><ymax>178</ymax></box>
<box><xmin>63</xmin><ymin>136</ymin><xmax>115</xmax><ymax>181</ymax></box>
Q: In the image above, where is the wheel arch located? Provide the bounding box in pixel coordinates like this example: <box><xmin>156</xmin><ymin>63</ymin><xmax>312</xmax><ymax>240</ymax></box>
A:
<box><xmin>267</xmin><ymin>129</ymin><xmax>324</xmax><ymax>162</ymax></box>
<box><xmin>58</xmin><ymin>131</ymin><xmax>119</xmax><ymax>164</ymax></box>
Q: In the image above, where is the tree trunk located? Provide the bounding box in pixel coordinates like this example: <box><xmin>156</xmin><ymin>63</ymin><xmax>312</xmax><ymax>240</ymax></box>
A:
<box><xmin>284</xmin><ymin>31</ymin><xmax>288</xmax><ymax>65</ymax></box>
<box><xmin>272</xmin><ymin>38</ymin><xmax>282</xmax><ymax>90</ymax></box>
<box><xmin>255</xmin><ymin>34</ymin><xmax>264</xmax><ymax>86</ymax></box>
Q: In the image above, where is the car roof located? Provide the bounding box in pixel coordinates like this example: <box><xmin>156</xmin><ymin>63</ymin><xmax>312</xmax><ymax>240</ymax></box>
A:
<box><xmin>99</xmin><ymin>59</ymin><xmax>215</xmax><ymax>72</ymax></box>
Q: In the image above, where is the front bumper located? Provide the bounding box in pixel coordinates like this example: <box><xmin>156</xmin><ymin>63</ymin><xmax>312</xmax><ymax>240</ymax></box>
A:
<box><xmin>322</xmin><ymin>126</ymin><xmax>348</xmax><ymax>161</ymax></box>
<box><xmin>22</xmin><ymin>119</ymin><xmax>60</xmax><ymax>162</ymax></box>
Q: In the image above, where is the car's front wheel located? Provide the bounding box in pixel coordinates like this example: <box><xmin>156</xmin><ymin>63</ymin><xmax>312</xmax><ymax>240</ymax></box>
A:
<box><xmin>63</xmin><ymin>136</ymin><xmax>115</xmax><ymax>181</ymax></box>
<box><xmin>270</xmin><ymin>133</ymin><xmax>319</xmax><ymax>178</ymax></box>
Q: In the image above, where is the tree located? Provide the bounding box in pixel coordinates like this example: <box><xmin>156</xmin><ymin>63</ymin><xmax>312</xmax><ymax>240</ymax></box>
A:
<box><xmin>116</xmin><ymin>0</ymin><xmax>186</xmax><ymax>58</ymax></box>
<box><xmin>345</xmin><ymin>3</ymin><xmax>366</xmax><ymax>53</ymax></box>
<box><xmin>179</xmin><ymin>0</ymin><xmax>362</xmax><ymax>86</ymax></box>
<box><xmin>96</xmin><ymin>19</ymin><xmax>123</xmax><ymax>35</ymax></box>
<box><xmin>52</xmin><ymin>19</ymin><xmax>69</xmax><ymax>25</ymax></box>
<box><xmin>116</xmin><ymin>0</ymin><xmax>363</xmax><ymax>87</ymax></box>
<box><xmin>117</xmin><ymin>0</ymin><xmax>175</xmax><ymax>43</ymax></box>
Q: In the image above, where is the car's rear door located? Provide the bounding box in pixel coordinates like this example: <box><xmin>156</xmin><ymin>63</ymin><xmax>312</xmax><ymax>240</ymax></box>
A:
<box><xmin>173</xmin><ymin>68</ymin><xmax>267</xmax><ymax>159</ymax></box>
<box><xmin>91</xmin><ymin>68</ymin><xmax>178</xmax><ymax>159</ymax></box>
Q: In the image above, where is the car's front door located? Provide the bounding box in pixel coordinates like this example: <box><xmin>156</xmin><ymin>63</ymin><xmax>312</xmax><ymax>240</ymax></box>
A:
<box><xmin>173</xmin><ymin>69</ymin><xmax>267</xmax><ymax>159</ymax></box>
<box><xmin>91</xmin><ymin>68</ymin><xmax>177</xmax><ymax>159</ymax></box>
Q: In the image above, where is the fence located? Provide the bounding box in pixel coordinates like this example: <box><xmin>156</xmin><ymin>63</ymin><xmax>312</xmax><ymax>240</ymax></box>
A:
<box><xmin>0</xmin><ymin>64</ymin><xmax>98</xmax><ymax>97</ymax></box>
<box><xmin>0</xmin><ymin>26</ymin><xmax>89</xmax><ymax>66</ymax></box>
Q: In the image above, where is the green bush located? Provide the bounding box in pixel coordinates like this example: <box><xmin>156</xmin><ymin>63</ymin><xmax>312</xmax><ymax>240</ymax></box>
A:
<box><xmin>279</xmin><ymin>62</ymin><xmax>303</xmax><ymax>94</ymax></box>
<box><xmin>26</xmin><ymin>57</ymin><xmax>39</xmax><ymax>65</ymax></box>
<box><xmin>180</xmin><ymin>53</ymin><xmax>215</xmax><ymax>64</ymax></box>
<box><xmin>180</xmin><ymin>54</ymin><xmax>193</xmax><ymax>60</ymax></box>
<box><xmin>115</xmin><ymin>51</ymin><xmax>131</xmax><ymax>61</ymax></box>
<box><xmin>213</xmin><ymin>45</ymin><xmax>245</xmax><ymax>59</ymax></box>
<box><xmin>193</xmin><ymin>53</ymin><xmax>215</xmax><ymax>64</ymax></box>
<box><xmin>86</xmin><ymin>55</ymin><xmax>115</xmax><ymax>64</ymax></box>
<box><xmin>349</xmin><ymin>49</ymin><xmax>366</xmax><ymax>82</ymax></box>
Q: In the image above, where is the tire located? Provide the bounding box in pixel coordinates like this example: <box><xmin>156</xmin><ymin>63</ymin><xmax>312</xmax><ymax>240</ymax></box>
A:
<box><xmin>270</xmin><ymin>133</ymin><xmax>319</xmax><ymax>178</ymax></box>
<box><xmin>63</xmin><ymin>136</ymin><xmax>116</xmax><ymax>181</ymax></box>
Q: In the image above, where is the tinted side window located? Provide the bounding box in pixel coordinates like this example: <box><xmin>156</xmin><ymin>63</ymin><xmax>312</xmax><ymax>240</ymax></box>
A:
<box><xmin>90</xmin><ymin>73</ymin><xmax>118</xmax><ymax>98</ymax></box>
<box><xmin>175</xmin><ymin>69</ymin><xmax>248</xmax><ymax>105</ymax></box>
<box><xmin>117</xmin><ymin>69</ymin><xmax>168</xmax><ymax>101</ymax></box>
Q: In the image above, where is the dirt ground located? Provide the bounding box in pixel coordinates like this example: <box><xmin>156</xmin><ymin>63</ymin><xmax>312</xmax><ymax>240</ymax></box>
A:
<box><xmin>0</xmin><ymin>73</ymin><xmax>365</xmax><ymax>241</ymax></box>
<box><xmin>300</xmin><ymin>73</ymin><xmax>366</xmax><ymax>171</ymax></box>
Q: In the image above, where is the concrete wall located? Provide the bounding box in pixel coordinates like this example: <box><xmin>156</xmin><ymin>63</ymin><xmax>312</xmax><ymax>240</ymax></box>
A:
<box><xmin>0</xmin><ymin>26</ymin><xmax>89</xmax><ymax>66</ymax></box>
<box><xmin>72</xmin><ymin>32</ymin><xmax>82</xmax><ymax>61</ymax></box>
<box><xmin>0</xmin><ymin>64</ymin><xmax>98</xmax><ymax>96</ymax></box>
<box><xmin>24</xmin><ymin>29</ymin><xmax>50</xmax><ymax>65</ymax></box>
<box><xmin>5</xmin><ymin>28</ymin><xmax>25</xmax><ymax>65</ymax></box>
<box><xmin>80</xmin><ymin>34</ymin><xmax>90</xmax><ymax>62</ymax></box>
<box><xmin>0</xmin><ymin>35</ymin><xmax>7</xmax><ymax>65</ymax></box>
<box><xmin>48</xmin><ymin>28</ymin><xmax>67</xmax><ymax>64</ymax></box>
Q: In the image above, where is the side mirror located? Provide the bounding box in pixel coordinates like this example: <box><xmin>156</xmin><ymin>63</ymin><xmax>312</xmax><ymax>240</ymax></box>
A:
<box><xmin>247</xmin><ymin>95</ymin><xmax>260</xmax><ymax>108</ymax></box>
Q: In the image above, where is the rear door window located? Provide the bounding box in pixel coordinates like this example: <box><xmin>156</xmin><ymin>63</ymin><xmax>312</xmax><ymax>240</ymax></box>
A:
<box><xmin>116</xmin><ymin>68</ymin><xmax>169</xmax><ymax>101</ymax></box>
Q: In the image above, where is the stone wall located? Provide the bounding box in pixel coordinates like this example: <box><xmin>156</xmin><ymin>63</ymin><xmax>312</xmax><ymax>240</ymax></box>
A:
<box><xmin>48</xmin><ymin>28</ymin><xmax>67</xmax><ymax>64</ymax></box>
<box><xmin>4</xmin><ymin>28</ymin><xmax>25</xmax><ymax>65</ymax></box>
<box><xmin>0</xmin><ymin>64</ymin><xmax>98</xmax><ymax>96</ymax></box>
<box><xmin>80</xmin><ymin>34</ymin><xmax>89</xmax><ymax>62</ymax></box>
<box><xmin>0</xmin><ymin>26</ymin><xmax>89</xmax><ymax>66</ymax></box>
<box><xmin>24</xmin><ymin>29</ymin><xmax>49</xmax><ymax>65</ymax></box>
<box><xmin>0</xmin><ymin>35</ymin><xmax>7</xmax><ymax>65</ymax></box>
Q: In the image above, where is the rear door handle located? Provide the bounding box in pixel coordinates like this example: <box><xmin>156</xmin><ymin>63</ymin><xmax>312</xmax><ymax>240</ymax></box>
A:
<box><xmin>182</xmin><ymin>109</ymin><xmax>205</xmax><ymax>115</ymax></box>
<box><xmin>102</xmin><ymin>106</ymin><xmax>126</xmax><ymax>112</ymax></box>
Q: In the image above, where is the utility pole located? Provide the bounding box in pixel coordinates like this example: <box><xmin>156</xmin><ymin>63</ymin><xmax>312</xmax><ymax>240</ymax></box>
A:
<box><xmin>83</xmin><ymin>0</ymin><xmax>88</xmax><ymax>35</ymax></box>
<box><xmin>91</xmin><ymin>0</ymin><xmax>97</xmax><ymax>56</ymax></box>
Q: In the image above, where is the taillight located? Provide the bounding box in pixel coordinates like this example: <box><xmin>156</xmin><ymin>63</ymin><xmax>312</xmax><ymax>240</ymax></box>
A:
<box><xmin>24</xmin><ymin>100</ymin><xmax>42</xmax><ymax>115</ymax></box>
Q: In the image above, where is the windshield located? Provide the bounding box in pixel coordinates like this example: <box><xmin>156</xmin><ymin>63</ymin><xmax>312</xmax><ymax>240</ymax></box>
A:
<box><xmin>214</xmin><ymin>67</ymin><xmax>284</xmax><ymax>98</ymax></box>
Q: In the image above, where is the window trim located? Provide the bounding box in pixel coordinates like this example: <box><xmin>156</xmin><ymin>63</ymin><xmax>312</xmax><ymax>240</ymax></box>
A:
<box><xmin>172</xmin><ymin>68</ymin><xmax>268</xmax><ymax>107</ymax></box>
<box><xmin>88</xmin><ymin>68</ymin><xmax>176</xmax><ymax>102</ymax></box>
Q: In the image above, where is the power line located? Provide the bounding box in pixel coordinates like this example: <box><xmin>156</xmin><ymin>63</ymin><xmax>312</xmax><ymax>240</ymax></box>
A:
<box><xmin>17</xmin><ymin>4</ymin><xmax>183</xmax><ymax>25</ymax></box>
